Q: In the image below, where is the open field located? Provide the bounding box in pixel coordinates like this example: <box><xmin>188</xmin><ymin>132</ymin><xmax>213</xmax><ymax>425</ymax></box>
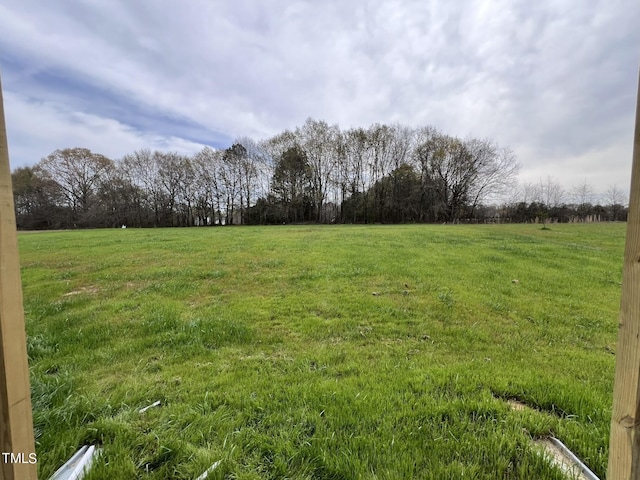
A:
<box><xmin>20</xmin><ymin>223</ymin><xmax>625</xmax><ymax>479</ymax></box>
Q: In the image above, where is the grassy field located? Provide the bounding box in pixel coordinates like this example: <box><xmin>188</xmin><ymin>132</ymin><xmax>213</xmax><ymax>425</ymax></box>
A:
<box><xmin>19</xmin><ymin>223</ymin><xmax>625</xmax><ymax>479</ymax></box>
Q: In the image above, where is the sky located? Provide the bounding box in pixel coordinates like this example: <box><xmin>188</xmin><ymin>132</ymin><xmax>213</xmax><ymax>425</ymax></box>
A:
<box><xmin>0</xmin><ymin>0</ymin><xmax>638</xmax><ymax>201</ymax></box>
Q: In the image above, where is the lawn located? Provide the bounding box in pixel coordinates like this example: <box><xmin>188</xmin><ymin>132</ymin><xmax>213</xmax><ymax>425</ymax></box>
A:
<box><xmin>20</xmin><ymin>223</ymin><xmax>625</xmax><ymax>479</ymax></box>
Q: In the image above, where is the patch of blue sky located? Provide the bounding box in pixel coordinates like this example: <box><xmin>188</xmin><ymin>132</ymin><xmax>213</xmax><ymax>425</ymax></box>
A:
<box><xmin>2</xmin><ymin>56</ymin><xmax>229</xmax><ymax>150</ymax></box>
<box><xmin>33</xmin><ymin>68</ymin><xmax>223</xmax><ymax>142</ymax></box>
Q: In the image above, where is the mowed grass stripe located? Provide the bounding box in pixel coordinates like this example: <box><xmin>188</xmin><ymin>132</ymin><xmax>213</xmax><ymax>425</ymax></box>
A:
<box><xmin>20</xmin><ymin>223</ymin><xmax>623</xmax><ymax>479</ymax></box>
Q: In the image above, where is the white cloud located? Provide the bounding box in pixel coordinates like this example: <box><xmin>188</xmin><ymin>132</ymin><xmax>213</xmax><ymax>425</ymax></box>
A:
<box><xmin>0</xmin><ymin>0</ymin><xmax>638</xmax><ymax>194</ymax></box>
<box><xmin>517</xmin><ymin>139</ymin><xmax>634</xmax><ymax>196</ymax></box>
<box><xmin>4</xmin><ymin>91</ymin><xmax>206</xmax><ymax>166</ymax></box>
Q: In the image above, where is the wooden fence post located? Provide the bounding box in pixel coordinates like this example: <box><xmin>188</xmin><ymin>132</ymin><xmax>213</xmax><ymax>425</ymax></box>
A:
<box><xmin>0</xmin><ymin>75</ymin><xmax>38</xmax><ymax>479</ymax></box>
<box><xmin>608</xmin><ymin>68</ymin><xmax>640</xmax><ymax>479</ymax></box>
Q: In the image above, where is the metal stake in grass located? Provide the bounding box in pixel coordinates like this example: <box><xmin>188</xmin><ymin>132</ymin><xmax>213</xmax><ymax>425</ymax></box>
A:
<box><xmin>0</xmin><ymin>74</ymin><xmax>38</xmax><ymax>479</ymax></box>
<box><xmin>49</xmin><ymin>446</ymin><xmax>100</xmax><ymax>480</ymax></box>
<box><xmin>608</xmin><ymin>68</ymin><xmax>640</xmax><ymax>479</ymax></box>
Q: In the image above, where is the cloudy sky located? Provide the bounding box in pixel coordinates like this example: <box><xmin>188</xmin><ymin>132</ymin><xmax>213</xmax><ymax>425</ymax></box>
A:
<box><xmin>0</xmin><ymin>0</ymin><xmax>638</xmax><ymax>199</ymax></box>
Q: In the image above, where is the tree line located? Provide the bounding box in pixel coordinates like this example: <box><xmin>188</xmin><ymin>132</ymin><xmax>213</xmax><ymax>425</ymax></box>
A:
<box><xmin>10</xmin><ymin>118</ymin><xmax>625</xmax><ymax>229</ymax></box>
<box><xmin>497</xmin><ymin>177</ymin><xmax>628</xmax><ymax>224</ymax></box>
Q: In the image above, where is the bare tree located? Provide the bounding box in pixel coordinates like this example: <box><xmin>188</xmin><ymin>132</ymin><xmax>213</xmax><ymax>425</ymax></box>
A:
<box><xmin>37</xmin><ymin>147</ymin><xmax>114</xmax><ymax>226</ymax></box>
<box><xmin>466</xmin><ymin>140</ymin><xmax>519</xmax><ymax>217</ymax></box>
<box><xmin>155</xmin><ymin>152</ymin><xmax>191</xmax><ymax>226</ymax></box>
<box><xmin>177</xmin><ymin>155</ymin><xmax>196</xmax><ymax>226</ymax></box>
<box><xmin>414</xmin><ymin>133</ymin><xmax>472</xmax><ymax>222</ymax></box>
<box><xmin>235</xmin><ymin>137</ymin><xmax>266</xmax><ymax>224</ymax></box>
<box><xmin>12</xmin><ymin>166</ymin><xmax>65</xmax><ymax>229</ymax></box>
<box><xmin>220</xmin><ymin>144</ymin><xmax>245</xmax><ymax>225</ymax></box>
<box><xmin>605</xmin><ymin>183</ymin><xmax>628</xmax><ymax>221</ymax></box>
<box><xmin>538</xmin><ymin>176</ymin><xmax>565</xmax><ymax>208</ymax></box>
<box><xmin>570</xmin><ymin>179</ymin><xmax>597</xmax><ymax>221</ymax></box>
<box><xmin>122</xmin><ymin>149</ymin><xmax>162</xmax><ymax>226</ymax></box>
<box><xmin>411</xmin><ymin>125</ymin><xmax>441</xmax><ymax>222</ymax></box>
<box><xmin>605</xmin><ymin>183</ymin><xmax>628</xmax><ymax>207</ymax></box>
<box><xmin>520</xmin><ymin>182</ymin><xmax>542</xmax><ymax>205</ymax></box>
<box><xmin>260</xmin><ymin>131</ymin><xmax>296</xmax><ymax>194</ymax></box>
<box><xmin>365</xmin><ymin>123</ymin><xmax>397</xmax><ymax>222</ymax></box>
<box><xmin>98</xmin><ymin>166</ymin><xmax>145</xmax><ymax>227</ymax></box>
<box><xmin>571</xmin><ymin>179</ymin><xmax>595</xmax><ymax>206</ymax></box>
<box><xmin>339</xmin><ymin>127</ymin><xmax>369</xmax><ymax>222</ymax></box>
<box><xmin>254</xmin><ymin>140</ymin><xmax>276</xmax><ymax>201</ymax></box>
<box><xmin>192</xmin><ymin>147</ymin><xmax>224</xmax><ymax>225</ymax></box>
<box><xmin>296</xmin><ymin>118</ymin><xmax>340</xmax><ymax>222</ymax></box>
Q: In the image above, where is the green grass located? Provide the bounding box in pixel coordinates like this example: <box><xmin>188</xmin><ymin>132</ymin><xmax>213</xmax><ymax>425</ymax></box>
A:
<box><xmin>19</xmin><ymin>223</ymin><xmax>625</xmax><ymax>479</ymax></box>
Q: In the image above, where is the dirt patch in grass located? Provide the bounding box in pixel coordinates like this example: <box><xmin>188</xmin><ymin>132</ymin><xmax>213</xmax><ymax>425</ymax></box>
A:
<box><xmin>63</xmin><ymin>285</ymin><xmax>100</xmax><ymax>297</ymax></box>
<box><xmin>507</xmin><ymin>399</ymin><xmax>528</xmax><ymax>411</ymax></box>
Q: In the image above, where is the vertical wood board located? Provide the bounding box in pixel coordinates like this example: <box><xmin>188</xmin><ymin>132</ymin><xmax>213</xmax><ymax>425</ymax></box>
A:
<box><xmin>608</xmin><ymin>69</ymin><xmax>640</xmax><ymax>479</ymax></box>
<box><xmin>0</xmin><ymin>74</ymin><xmax>37</xmax><ymax>480</ymax></box>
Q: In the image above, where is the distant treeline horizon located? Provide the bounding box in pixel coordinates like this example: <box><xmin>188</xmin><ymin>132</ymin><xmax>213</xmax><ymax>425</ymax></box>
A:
<box><xmin>10</xmin><ymin>118</ymin><xmax>628</xmax><ymax>229</ymax></box>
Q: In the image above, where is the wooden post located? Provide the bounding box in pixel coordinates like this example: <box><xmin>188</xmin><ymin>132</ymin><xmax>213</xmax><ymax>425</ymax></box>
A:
<box><xmin>608</xmin><ymin>69</ymin><xmax>640</xmax><ymax>479</ymax></box>
<box><xmin>0</xmin><ymin>76</ymin><xmax>38</xmax><ymax>479</ymax></box>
